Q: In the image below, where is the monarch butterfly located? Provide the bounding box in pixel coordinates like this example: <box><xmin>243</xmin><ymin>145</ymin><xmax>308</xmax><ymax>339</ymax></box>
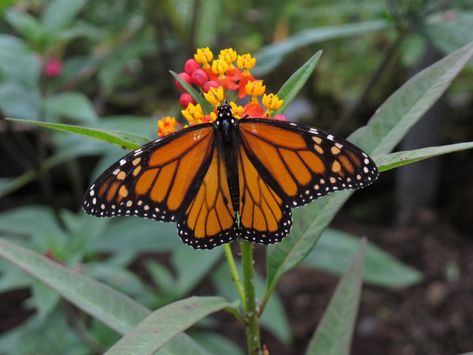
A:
<box><xmin>83</xmin><ymin>103</ymin><xmax>378</xmax><ymax>249</ymax></box>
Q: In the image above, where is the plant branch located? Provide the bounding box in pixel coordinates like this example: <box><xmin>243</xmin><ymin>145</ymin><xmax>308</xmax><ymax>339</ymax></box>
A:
<box><xmin>241</xmin><ymin>240</ymin><xmax>262</xmax><ymax>355</ymax></box>
<box><xmin>331</xmin><ymin>33</ymin><xmax>404</xmax><ymax>134</ymax></box>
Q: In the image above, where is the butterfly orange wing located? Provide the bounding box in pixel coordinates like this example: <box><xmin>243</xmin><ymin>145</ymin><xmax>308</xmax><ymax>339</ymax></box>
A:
<box><xmin>237</xmin><ymin>118</ymin><xmax>378</xmax><ymax>244</ymax></box>
<box><xmin>83</xmin><ymin>125</ymin><xmax>214</xmax><ymax>223</ymax></box>
<box><xmin>237</xmin><ymin>144</ymin><xmax>292</xmax><ymax>244</ymax></box>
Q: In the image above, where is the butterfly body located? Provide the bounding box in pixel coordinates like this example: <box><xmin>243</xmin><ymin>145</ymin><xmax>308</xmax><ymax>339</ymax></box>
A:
<box><xmin>83</xmin><ymin>104</ymin><xmax>378</xmax><ymax>249</ymax></box>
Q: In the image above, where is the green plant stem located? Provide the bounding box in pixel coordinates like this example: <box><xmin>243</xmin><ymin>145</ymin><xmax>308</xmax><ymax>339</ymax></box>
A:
<box><xmin>257</xmin><ymin>287</ymin><xmax>272</xmax><ymax>318</ymax></box>
<box><xmin>223</xmin><ymin>243</ymin><xmax>247</xmax><ymax>310</ymax></box>
<box><xmin>241</xmin><ymin>240</ymin><xmax>262</xmax><ymax>355</ymax></box>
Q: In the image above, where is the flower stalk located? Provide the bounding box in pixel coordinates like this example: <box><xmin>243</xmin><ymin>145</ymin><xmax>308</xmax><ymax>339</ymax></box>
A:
<box><xmin>241</xmin><ymin>240</ymin><xmax>262</xmax><ymax>355</ymax></box>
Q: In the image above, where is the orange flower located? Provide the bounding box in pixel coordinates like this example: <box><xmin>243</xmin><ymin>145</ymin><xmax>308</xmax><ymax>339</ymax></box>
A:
<box><xmin>157</xmin><ymin>117</ymin><xmax>179</xmax><ymax>137</ymax></box>
<box><xmin>156</xmin><ymin>47</ymin><xmax>285</xmax><ymax>134</ymax></box>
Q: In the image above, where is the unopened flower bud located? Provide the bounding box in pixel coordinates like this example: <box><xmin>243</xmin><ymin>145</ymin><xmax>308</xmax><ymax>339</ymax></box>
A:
<box><xmin>175</xmin><ymin>72</ymin><xmax>192</xmax><ymax>91</ymax></box>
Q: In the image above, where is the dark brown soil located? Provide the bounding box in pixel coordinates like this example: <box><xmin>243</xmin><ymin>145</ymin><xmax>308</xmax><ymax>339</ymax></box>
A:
<box><xmin>254</xmin><ymin>217</ymin><xmax>473</xmax><ymax>355</ymax></box>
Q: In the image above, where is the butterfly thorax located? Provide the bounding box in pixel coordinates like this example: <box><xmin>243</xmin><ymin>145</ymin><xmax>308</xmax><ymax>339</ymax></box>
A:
<box><xmin>215</xmin><ymin>104</ymin><xmax>236</xmax><ymax>143</ymax></box>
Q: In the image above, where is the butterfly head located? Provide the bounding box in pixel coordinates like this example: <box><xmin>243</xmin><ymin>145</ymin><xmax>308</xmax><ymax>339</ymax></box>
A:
<box><xmin>215</xmin><ymin>102</ymin><xmax>236</xmax><ymax>142</ymax></box>
<box><xmin>217</xmin><ymin>102</ymin><xmax>233</xmax><ymax>120</ymax></box>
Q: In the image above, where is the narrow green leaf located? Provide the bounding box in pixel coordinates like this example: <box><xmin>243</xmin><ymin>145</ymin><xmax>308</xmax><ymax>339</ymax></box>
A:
<box><xmin>303</xmin><ymin>229</ymin><xmax>422</xmax><ymax>288</ymax></box>
<box><xmin>376</xmin><ymin>142</ymin><xmax>473</xmax><ymax>172</ymax></box>
<box><xmin>191</xmin><ymin>331</ymin><xmax>243</xmax><ymax>355</ymax></box>
<box><xmin>0</xmin><ymin>239</ymin><xmax>208</xmax><ymax>354</ymax></box>
<box><xmin>170</xmin><ymin>70</ymin><xmax>214</xmax><ymax>114</ymax></box>
<box><xmin>0</xmin><ymin>238</ymin><xmax>149</xmax><ymax>334</ymax></box>
<box><xmin>305</xmin><ymin>239</ymin><xmax>366</xmax><ymax>355</ymax></box>
<box><xmin>274</xmin><ymin>50</ymin><xmax>322</xmax><ymax>115</ymax></box>
<box><xmin>105</xmin><ymin>297</ymin><xmax>237</xmax><ymax>355</ymax></box>
<box><xmin>265</xmin><ymin>42</ymin><xmax>473</xmax><ymax>303</ymax></box>
<box><xmin>254</xmin><ymin>20</ymin><xmax>388</xmax><ymax>75</ymax></box>
<box><xmin>6</xmin><ymin>118</ymin><xmax>144</xmax><ymax>150</ymax></box>
<box><xmin>155</xmin><ymin>333</ymin><xmax>210</xmax><ymax>355</ymax></box>
<box><xmin>43</xmin><ymin>92</ymin><xmax>98</xmax><ymax>123</ymax></box>
<box><xmin>41</xmin><ymin>0</ymin><xmax>88</xmax><ymax>31</ymax></box>
<box><xmin>5</xmin><ymin>9</ymin><xmax>47</xmax><ymax>44</ymax></box>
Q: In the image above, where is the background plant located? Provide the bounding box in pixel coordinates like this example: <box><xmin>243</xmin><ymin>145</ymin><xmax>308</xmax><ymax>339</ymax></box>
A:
<box><xmin>0</xmin><ymin>1</ymin><xmax>472</xmax><ymax>354</ymax></box>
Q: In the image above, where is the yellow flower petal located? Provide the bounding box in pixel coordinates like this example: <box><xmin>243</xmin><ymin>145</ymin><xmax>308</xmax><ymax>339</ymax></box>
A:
<box><xmin>237</xmin><ymin>53</ymin><xmax>256</xmax><ymax>70</ymax></box>
<box><xmin>204</xmin><ymin>86</ymin><xmax>225</xmax><ymax>107</ymax></box>
<box><xmin>211</xmin><ymin>59</ymin><xmax>229</xmax><ymax>76</ymax></box>
<box><xmin>245</xmin><ymin>80</ymin><xmax>266</xmax><ymax>97</ymax></box>
<box><xmin>262</xmin><ymin>93</ymin><xmax>283</xmax><ymax>110</ymax></box>
<box><xmin>218</xmin><ymin>48</ymin><xmax>238</xmax><ymax>64</ymax></box>
<box><xmin>194</xmin><ymin>47</ymin><xmax>213</xmax><ymax>65</ymax></box>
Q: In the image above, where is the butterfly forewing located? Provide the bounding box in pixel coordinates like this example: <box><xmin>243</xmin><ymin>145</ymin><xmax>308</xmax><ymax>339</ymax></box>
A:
<box><xmin>237</xmin><ymin>119</ymin><xmax>378</xmax><ymax>208</ymax></box>
<box><xmin>83</xmin><ymin>124</ymin><xmax>214</xmax><ymax>222</ymax></box>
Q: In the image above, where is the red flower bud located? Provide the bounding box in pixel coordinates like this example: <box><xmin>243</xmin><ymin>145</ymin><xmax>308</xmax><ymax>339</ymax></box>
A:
<box><xmin>44</xmin><ymin>58</ymin><xmax>63</xmax><ymax>77</ymax></box>
<box><xmin>175</xmin><ymin>72</ymin><xmax>192</xmax><ymax>91</ymax></box>
<box><xmin>179</xmin><ymin>93</ymin><xmax>196</xmax><ymax>108</ymax></box>
<box><xmin>203</xmin><ymin>80</ymin><xmax>219</xmax><ymax>92</ymax></box>
<box><xmin>273</xmin><ymin>114</ymin><xmax>287</xmax><ymax>121</ymax></box>
<box><xmin>191</xmin><ymin>69</ymin><xmax>208</xmax><ymax>87</ymax></box>
<box><xmin>184</xmin><ymin>59</ymin><xmax>201</xmax><ymax>75</ymax></box>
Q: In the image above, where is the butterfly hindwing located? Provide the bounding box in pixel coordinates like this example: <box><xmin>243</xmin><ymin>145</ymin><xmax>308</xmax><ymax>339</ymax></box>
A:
<box><xmin>237</xmin><ymin>144</ymin><xmax>292</xmax><ymax>244</ymax></box>
<box><xmin>83</xmin><ymin>124</ymin><xmax>214</xmax><ymax>222</ymax></box>
<box><xmin>238</xmin><ymin>118</ymin><xmax>378</xmax><ymax>208</ymax></box>
<box><xmin>177</xmin><ymin>144</ymin><xmax>239</xmax><ymax>249</ymax></box>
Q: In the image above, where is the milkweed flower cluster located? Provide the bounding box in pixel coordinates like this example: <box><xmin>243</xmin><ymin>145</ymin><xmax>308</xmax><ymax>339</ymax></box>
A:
<box><xmin>157</xmin><ymin>48</ymin><xmax>286</xmax><ymax>137</ymax></box>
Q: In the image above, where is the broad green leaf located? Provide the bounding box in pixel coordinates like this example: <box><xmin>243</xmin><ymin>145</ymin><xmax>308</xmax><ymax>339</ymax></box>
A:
<box><xmin>6</xmin><ymin>118</ymin><xmax>144</xmax><ymax>150</ymax></box>
<box><xmin>274</xmin><ymin>50</ymin><xmax>322</xmax><ymax>116</ymax></box>
<box><xmin>170</xmin><ymin>70</ymin><xmax>214</xmax><ymax>114</ymax></box>
<box><xmin>0</xmin><ymin>206</ymin><xmax>62</xmax><ymax>237</ymax></box>
<box><xmin>43</xmin><ymin>92</ymin><xmax>98</xmax><ymax>123</ymax></box>
<box><xmin>93</xmin><ymin>218</ymin><xmax>178</xmax><ymax>254</ymax></box>
<box><xmin>0</xmin><ymin>81</ymin><xmax>39</xmax><ymax>119</ymax></box>
<box><xmin>0</xmin><ymin>309</ymin><xmax>89</xmax><ymax>355</ymax></box>
<box><xmin>303</xmin><ymin>229</ymin><xmax>422</xmax><ymax>288</ymax></box>
<box><xmin>41</xmin><ymin>0</ymin><xmax>88</xmax><ymax>31</ymax></box>
<box><xmin>172</xmin><ymin>247</ymin><xmax>223</xmax><ymax>297</ymax></box>
<box><xmin>0</xmin><ymin>34</ymin><xmax>40</xmax><ymax>85</ymax></box>
<box><xmin>305</xmin><ymin>239</ymin><xmax>365</xmax><ymax>355</ymax></box>
<box><xmin>28</xmin><ymin>281</ymin><xmax>60</xmax><ymax>320</ymax></box>
<box><xmin>265</xmin><ymin>42</ymin><xmax>473</xmax><ymax>303</ymax></box>
<box><xmin>105</xmin><ymin>297</ymin><xmax>236</xmax><ymax>355</ymax></box>
<box><xmin>376</xmin><ymin>142</ymin><xmax>473</xmax><ymax>172</ymax></box>
<box><xmin>85</xmin><ymin>262</ymin><xmax>150</xmax><ymax>298</ymax></box>
<box><xmin>254</xmin><ymin>20</ymin><xmax>388</xmax><ymax>75</ymax></box>
<box><xmin>0</xmin><ymin>238</ymin><xmax>149</xmax><ymax>334</ymax></box>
